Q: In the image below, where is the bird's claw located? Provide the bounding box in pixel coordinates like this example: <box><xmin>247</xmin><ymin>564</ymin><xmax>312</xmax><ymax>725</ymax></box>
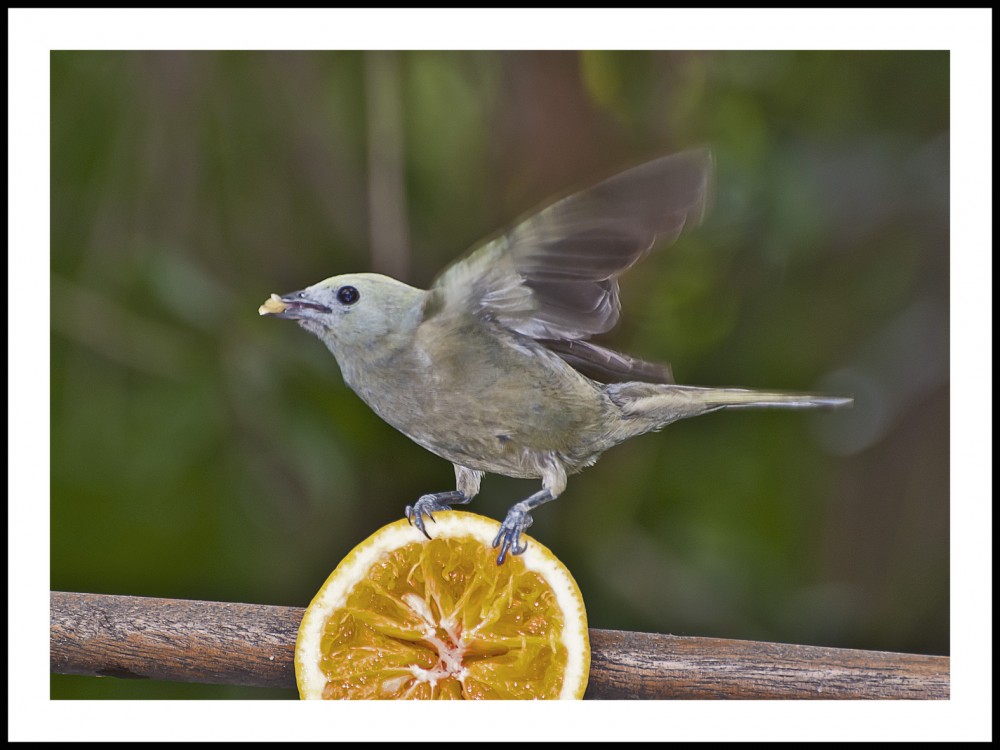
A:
<box><xmin>405</xmin><ymin>500</ymin><xmax>437</xmax><ymax>540</ymax></box>
<box><xmin>492</xmin><ymin>506</ymin><xmax>533</xmax><ymax>565</ymax></box>
<box><xmin>405</xmin><ymin>493</ymin><xmax>464</xmax><ymax>540</ymax></box>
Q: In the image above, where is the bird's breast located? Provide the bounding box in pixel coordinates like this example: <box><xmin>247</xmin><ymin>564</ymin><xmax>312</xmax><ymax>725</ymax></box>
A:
<box><xmin>337</xmin><ymin>328</ymin><xmax>611</xmax><ymax>478</ymax></box>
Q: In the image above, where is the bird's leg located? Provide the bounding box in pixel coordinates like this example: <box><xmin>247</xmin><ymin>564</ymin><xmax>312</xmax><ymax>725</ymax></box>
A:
<box><xmin>493</xmin><ymin>454</ymin><xmax>566</xmax><ymax>565</ymax></box>
<box><xmin>406</xmin><ymin>491</ymin><xmax>471</xmax><ymax>539</ymax></box>
<box><xmin>492</xmin><ymin>489</ymin><xmax>556</xmax><ymax>564</ymax></box>
<box><xmin>405</xmin><ymin>465</ymin><xmax>483</xmax><ymax>540</ymax></box>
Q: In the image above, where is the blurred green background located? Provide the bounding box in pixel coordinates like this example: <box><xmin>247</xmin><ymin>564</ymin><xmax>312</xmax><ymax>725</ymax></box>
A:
<box><xmin>51</xmin><ymin>50</ymin><xmax>949</xmax><ymax>699</ymax></box>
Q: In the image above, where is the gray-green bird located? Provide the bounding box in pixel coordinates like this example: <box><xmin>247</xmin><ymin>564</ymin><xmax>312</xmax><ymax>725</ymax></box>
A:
<box><xmin>260</xmin><ymin>149</ymin><xmax>851</xmax><ymax>564</ymax></box>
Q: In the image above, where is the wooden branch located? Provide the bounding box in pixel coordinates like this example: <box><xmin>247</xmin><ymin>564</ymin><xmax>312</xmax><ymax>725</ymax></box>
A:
<box><xmin>50</xmin><ymin>592</ymin><xmax>949</xmax><ymax>699</ymax></box>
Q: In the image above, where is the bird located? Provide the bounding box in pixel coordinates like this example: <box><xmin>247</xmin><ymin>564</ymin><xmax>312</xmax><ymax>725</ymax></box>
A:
<box><xmin>259</xmin><ymin>149</ymin><xmax>852</xmax><ymax>564</ymax></box>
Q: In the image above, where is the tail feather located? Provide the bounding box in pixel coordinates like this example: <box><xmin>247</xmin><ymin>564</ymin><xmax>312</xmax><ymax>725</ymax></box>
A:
<box><xmin>606</xmin><ymin>382</ymin><xmax>852</xmax><ymax>434</ymax></box>
<box><xmin>693</xmin><ymin>387</ymin><xmax>853</xmax><ymax>410</ymax></box>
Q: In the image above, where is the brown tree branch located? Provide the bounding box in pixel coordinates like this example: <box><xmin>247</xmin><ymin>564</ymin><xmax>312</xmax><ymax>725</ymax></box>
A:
<box><xmin>50</xmin><ymin>591</ymin><xmax>949</xmax><ymax>699</ymax></box>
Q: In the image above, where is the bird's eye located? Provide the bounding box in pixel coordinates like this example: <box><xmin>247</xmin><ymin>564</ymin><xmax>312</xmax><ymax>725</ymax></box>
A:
<box><xmin>336</xmin><ymin>286</ymin><xmax>360</xmax><ymax>306</ymax></box>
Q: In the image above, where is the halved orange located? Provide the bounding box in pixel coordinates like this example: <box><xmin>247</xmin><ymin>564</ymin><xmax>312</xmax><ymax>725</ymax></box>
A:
<box><xmin>295</xmin><ymin>511</ymin><xmax>590</xmax><ymax>699</ymax></box>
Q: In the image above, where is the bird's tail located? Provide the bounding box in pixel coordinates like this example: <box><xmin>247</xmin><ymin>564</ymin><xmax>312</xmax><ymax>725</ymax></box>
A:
<box><xmin>606</xmin><ymin>382</ymin><xmax>852</xmax><ymax>437</ymax></box>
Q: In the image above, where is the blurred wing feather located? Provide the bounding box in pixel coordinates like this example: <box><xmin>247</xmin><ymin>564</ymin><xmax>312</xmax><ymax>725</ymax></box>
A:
<box><xmin>539</xmin><ymin>339</ymin><xmax>675</xmax><ymax>384</ymax></box>
<box><xmin>429</xmin><ymin>149</ymin><xmax>713</xmax><ymax>381</ymax></box>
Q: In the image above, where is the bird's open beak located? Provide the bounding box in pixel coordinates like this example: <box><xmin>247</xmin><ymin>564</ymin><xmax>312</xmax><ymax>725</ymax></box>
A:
<box><xmin>258</xmin><ymin>292</ymin><xmax>332</xmax><ymax>319</ymax></box>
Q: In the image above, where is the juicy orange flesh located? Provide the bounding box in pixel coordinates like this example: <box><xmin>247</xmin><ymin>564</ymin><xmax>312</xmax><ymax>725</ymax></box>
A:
<box><xmin>317</xmin><ymin>536</ymin><xmax>567</xmax><ymax>699</ymax></box>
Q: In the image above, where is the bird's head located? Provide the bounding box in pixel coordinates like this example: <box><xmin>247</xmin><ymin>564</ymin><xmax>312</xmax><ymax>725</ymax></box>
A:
<box><xmin>259</xmin><ymin>273</ymin><xmax>426</xmax><ymax>361</ymax></box>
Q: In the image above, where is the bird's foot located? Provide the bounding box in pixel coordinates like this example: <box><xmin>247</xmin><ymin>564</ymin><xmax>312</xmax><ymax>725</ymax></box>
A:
<box><xmin>492</xmin><ymin>504</ymin><xmax>534</xmax><ymax>565</ymax></box>
<box><xmin>492</xmin><ymin>488</ymin><xmax>556</xmax><ymax>565</ymax></box>
<box><xmin>405</xmin><ymin>490</ymin><xmax>469</xmax><ymax>540</ymax></box>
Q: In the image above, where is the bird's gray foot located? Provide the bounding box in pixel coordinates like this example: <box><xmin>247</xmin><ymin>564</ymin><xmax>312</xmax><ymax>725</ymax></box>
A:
<box><xmin>492</xmin><ymin>504</ymin><xmax>534</xmax><ymax>565</ymax></box>
<box><xmin>492</xmin><ymin>488</ymin><xmax>557</xmax><ymax>565</ymax></box>
<box><xmin>405</xmin><ymin>490</ymin><xmax>470</xmax><ymax>540</ymax></box>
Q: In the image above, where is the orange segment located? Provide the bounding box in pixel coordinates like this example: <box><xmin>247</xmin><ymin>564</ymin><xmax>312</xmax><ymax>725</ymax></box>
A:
<box><xmin>295</xmin><ymin>512</ymin><xmax>589</xmax><ymax>700</ymax></box>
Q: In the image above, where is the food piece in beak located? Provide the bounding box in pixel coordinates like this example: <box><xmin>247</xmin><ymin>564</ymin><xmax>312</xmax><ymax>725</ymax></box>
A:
<box><xmin>259</xmin><ymin>293</ymin><xmax>289</xmax><ymax>316</ymax></box>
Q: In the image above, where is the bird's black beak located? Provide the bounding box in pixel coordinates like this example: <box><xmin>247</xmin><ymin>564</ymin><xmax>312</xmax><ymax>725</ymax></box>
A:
<box><xmin>258</xmin><ymin>292</ymin><xmax>332</xmax><ymax>319</ymax></box>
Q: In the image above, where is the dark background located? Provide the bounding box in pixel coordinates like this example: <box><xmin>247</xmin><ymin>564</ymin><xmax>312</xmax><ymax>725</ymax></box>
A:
<box><xmin>51</xmin><ymin>50</ymin><xmax>949</xmax><ymax>698</ymax></box>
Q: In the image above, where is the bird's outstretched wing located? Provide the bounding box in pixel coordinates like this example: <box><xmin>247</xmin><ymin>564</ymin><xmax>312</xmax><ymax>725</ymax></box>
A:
<box><xmin>428</xmin><ymin>149</ymin><xmax>713</xmax><ymax>383</ymax></box>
